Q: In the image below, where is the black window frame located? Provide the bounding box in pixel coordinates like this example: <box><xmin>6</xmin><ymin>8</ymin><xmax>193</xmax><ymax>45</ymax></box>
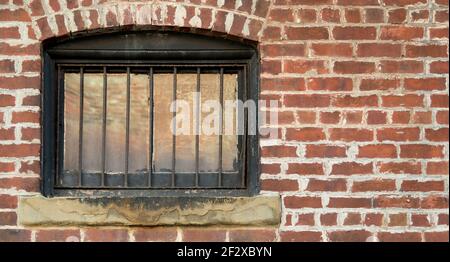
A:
<box><xmin>41</xmin><ymin>30</ymin><xmax>260</xmax><ymax>197</ymax></box>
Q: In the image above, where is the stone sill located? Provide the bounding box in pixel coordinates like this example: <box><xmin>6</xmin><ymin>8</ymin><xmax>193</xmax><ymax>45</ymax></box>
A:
<box><xmin>18</xmin><ymin>195</ymin><xmax>281</xmax><ymax>227</ymax></box>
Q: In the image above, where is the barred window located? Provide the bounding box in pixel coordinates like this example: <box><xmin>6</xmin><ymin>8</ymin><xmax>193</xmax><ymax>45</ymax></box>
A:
<box><xmin>42</xmin><ymin>31</ymin><xmax>260</xmax><ymax>197</ymax></box>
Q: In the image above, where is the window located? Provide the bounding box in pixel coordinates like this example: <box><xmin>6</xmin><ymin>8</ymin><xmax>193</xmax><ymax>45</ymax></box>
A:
<box><xmin>42</xmin><ymin>31</ymin><xmax>260</xmax><ymax>197</ymax></box>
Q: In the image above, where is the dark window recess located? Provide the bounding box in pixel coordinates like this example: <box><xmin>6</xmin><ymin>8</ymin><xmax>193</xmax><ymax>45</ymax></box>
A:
<box><xmin>42</xmin><ymin>31</ymin><xmax>260</xmax><ymax>197</ymax></box>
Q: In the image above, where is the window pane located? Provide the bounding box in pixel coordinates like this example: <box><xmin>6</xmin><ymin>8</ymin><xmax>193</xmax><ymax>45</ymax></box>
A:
<box><xmin>153</xmin><ymin>74</ymin><xmax>173</xmax><ymax>172</ymax></box>
<box><xmin>105</xmin><ymin>74</ymin><xmax>127</xmax><ymax>173</ymax></box>
<box><xmin>63</xmin><ymin>73</ymin><xmax>80</xmax><ymax>176</ymax></box>
<box><xmin>82</xmin><ymin>73</ymin><xmax>103</xmax><ymax>174</ymax></box>
<box><xmin>129</xmin><ymin>74</ymin><xmax>150</xmax><ymax>174</ymax></box>
<box><xmin>223</xmin><ymin>73</ymin><xmax>238</xmax><ymax>172</ymax></box>
<box><xmin>175</xmin><ymin>74</ymin><xmax>196</xmax><ymax>172</ymax></box>
<box><xmin>199</xmin><ymin>73</ymin><xmax>220</xmax><ymax>172</ymax></box>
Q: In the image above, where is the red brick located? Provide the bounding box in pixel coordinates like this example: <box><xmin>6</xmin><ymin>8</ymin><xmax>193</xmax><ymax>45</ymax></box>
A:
<box><xmin>333</xmin><ymin>27</ymin><xmax>377</xmax><ymax>40</ymax></box>
<box><xmin>296</xmin><ymin>213</ymin><xmax>315</xmax><ymax>226</ymax></box>
<box><xmin>328</xmin><ymin>230</ymin><xmax>372</xmax><ymax>242</ymax></box>
<box><xmin>0</xmin><ymin>229</ymin><xmax>31</xmax><ymax>242</ymax></box>
<box><xmin>0</xmin><ymin>212</ymin><xmax>16</xmax><ymax>225</ymax></box>
<box><xmin>321</xmin><ymin>8</ymin><xmax>340</xmax><ymax>23</ymax></box>
<box><xmin>133</xmin><ymin>228</ymin><xmax>177</xmax><ymax>242</ymax></box>
<box><xmin>337</xmin><ymin>0</ymin><xmax>380</xmax><ymax>5</ymax></box>
<box><xmin>0</xmin><ymin>161</ymin><xmax>15</xmax><ymax>172</ymax></box>
<box><xmin>367</xmin><ymin>111</ymin><xmax>387</xmax><ymax>125</ymax></box>
<box><xmin>36</xmin><ymin>230</ymin><xmax>81</xmax><ymax>242</ymax></box>
<box><xmin>424</xmin><ymin>232</ymin><xmax>449</xmax><ymax>242</ymax></box>
<box><xmin>11</xmin><ymin>111</ymin><xmax>39</xmax><ymax>123</ymax></box>
<box><xmin>374</xmin><ymin>196</ymin><xmax>420</xmax><ymax>208</ymax></box>
<box><xmin>345</xmin><ymin>9</ymin><xmax>361</xmax><ymax>23</ymax></box>
<box><xmin>436</xmin><ymin>111</ymin><xmax>448</xmax><ymax>124</ymax></box>
<box><xmin>392</xmin><ymin>111</ymin><xmax>411</xmax><ymax>124</ymax></box>
<box><xmin>0</xmin><ymin>177</ymin><xmax>40</xmax><ymax>192</ymax></box>
<box><xmin>412</xmin><ymin>111</ymin><xmax>432</xmax><ymax>124</ymax></box>
<box><xmin>383</xmin><ymin>0</ymin><xmax>427</xmax><ymax>6</ymax></box>
<box><xmin>365</xmin><ymin>213</ymin><xmax>384</xmax><ymax>226</ymax></box>
<box><xmin>285</xmin><ymin>59</ymin><xmax>328</xmax><ymax>74</ymax></box>
<box><xmin>0</xmin><ymin>76</ymin><xmax>40</xmax><ymax>90</ymax></box>
<box><xmin>438</xmin><ymin>214</ymin><xmax>449</xmax><ymax>225</ymax></box>
<box><xmin>84</xmin><ymin>229</ymin><xmax>129</xmax><ymax>242</ymax></box>
<box><xmin>426</xmin><ymin>161</ymin><xmax>449</xmax><ymax>175</ymax></box>
<box><xmin>425</xmin><ymin>128</ymin><xmax>449</xmax><ymax>142</ymax></box>
<box><xmin>388</xmin><ymin>8</ymin><xmax>407</xmax><ymax>23</ymax></box>
<box><xmin>268</xmin><ymin>8</ymin><xmax>294</xmax><ymax>22</ymax></box>
<box><xmin>421</xmin><ymin>195</ymin><xmax>448</xmax><ymax>209</ymax></box>
<box><xmin>286</xmin><ymin>128</ymin><xmax>325</xmax><ymax>142</ymax></box>
<box><xmin>365</xmin><ymin>8</ymin><xmax>385</xmax><ymax>23</ymax></box>
<box><xmin>380</xmin><ymin>60</ymin><xmax>424</xmax><ymax>73</ymax></box>
<box><xmin>261</xmin><ymin>145</ymin><xmax>297</xmax><ymax>158</ymax></box>
<box><xmin>334</xmin><ymin>61</ymin><xmax>375</xmax><ymax>74</ymax></box>
<box><xmin>305</xmin><ymin>145</ymin><xmax>347</xmax><ymax>158</ymax></box>
<box><xmin>329</xmin><ymin>128</ymin><xmax>374</xmax><ymax>142</ymax></box>
<box><xmin>321</xmin><ymin>213</ymin><xmax>338</xmax><ymax>226</ymax></box>
<box><xmin>0</xmin><ymin>9</ymin><xmax>31</xmax><ymax>22</ymax></box>
<box><xmin>0</xmin><ymin>60</ymin><xmax>15</xmax><ymax>73</ymax></box>
<box><xmin>182</xmin><ymin>229</ymin><xmax>226</xmax><ymax>242</ymax></box>
<box><xmin>430</xmin><ymin>28</ymin><xmax>449</xmax><ymax>39</ymax></box>
<box><xmin>328</xmin><ymin>198</ymin><xmax>372</xmax><ymax>208</ymax></box>
<box><xmin>430</xmin><ymin>61</ymin><xmax>449</xmax><ymax>74</ymax></box>
<box><xmin>388</xmin><ymin>213</ymin><xmax>408</xmax><ymax>226</ymax></box>
<box><xmin>261</xmin><ymin>77</ymin><xmax>305</xmax><ymax>91</ymax></box>
<box><xmin>382</xmin><ymin>95</ymin><xmax>424</xmax><ymax>107</ymax></box>
<box><xmin>331</xmin><ymin>162</ymin><xmax>373</xmax><ymax>175</ymax></box>
<box><xmin>400</xmin><ymin>144</ymin><xmax>444</xmax><ymax>158</ymax></box>
<box><xmin>297</xmin><ymin>111</ymin><xmax>317</xmax><ymax>124</ymax></box>
<box><xmin>280</xmin><ymin>231</ymin><xmax>322</xmax><ymax>242</ymax></box>
<box><xmin>378</xmin><ymin>162</ymin><xmax>422</xmax><ymax>174</ymax></box>
<box><xmin>333</xmin><ymin>95</ymin><xmax>378</xmax><ymax>107</ymax></box>
<box><xmin>353</xmin><ymin>179</ymin><xmax>396</xmax><ymax>192</ymax></box>
<box><xmin>0</xmin><ymin>144</ymin><xmax>40</xmax><ymax>158</ymax></box>
<box><xmin>435</xmin><ymin>10</ymin><xmax>449</xmax><ymax>22</ymax></box>
<box><xmin>380</xmin><ymin>26</ymin><xmax>423</xmax><ymax>40</ymax></box>
<box><xmin>378</xmin><ymin>232</ymin><xmax>422</xmax><ymax>242</ymax></box>
<box><xmin>344</xmin><ymin>213</ymin><xmax>362</xmax><ymax>225</ymax></box>
<box><xmin>0</xmin><ymin>27</ymin><xmax>21</xmax><ymax>39</ymax></box>
<box><xmin>357</xmin><ymin>43</ymin><xmax>402</xmax><ymax>57</ymax></box>
<box><xmin>358</xmin><ymin>144</ymin><xmax>397</xmax><ymax>158</ymax></box>
<box><xmin>285</xmin><ymin>27</ymin><xmax>329</xmax><ymax>40</ymax></box>
<box><xmin>21</xmin><ymin>60</ymin><xmax>41</xmax><ymax>73</ymax></box>
<box><xmin>377</xmin><ymin>128</ymin><xmax>420</xmax><ymax>141</ymax></box>
<box><xmin>0</xmin><ymin>94</ymin><xmax>15</xmax><ymax>107</ymax></box>
<box><xmin>287</xmin><ymin>163</ymin><xmax>324</xmax><ymax>175</ymax></box>
<box><xmin>307</xmin><ymin>77</ymin><xmax>352</xmax><ymax>91</ymax></box>
<box><xmin>311</xmin><ymin>43</ymin><xmax>353</xmax><ymax>57</ymax></box>
<box><xmin>401</xmin><ymin>180</ymin><xmax>445</xmax><ymax>192</ymax></box>
<box><xmin>261</xmin><ymin>163</ymin><xmax>281</xmax><ymax>174</ymax></box>
<box><xmin>405</xmin><ymin>78</ymin><xmax>446</xmax><ymax>91</ymax></box>
<box><xmin>261</xmin><ymin>60</ymin><xmax>281</xmax><ymax>74</ymax></box>
<box><xmin>360</xmin><ymin>79</ymin><xmax>400</xmax><ymax>91</ymax></box>
<box><xmin>431</xmin><ymin>94</ymin><xmax>449</xmax><ymax>108</ymax></box>
<box><xmin>298</xmin><ymin>9</ymin><xmax>317</xmax><ymax>23</ymax></box>
<box><xmin>261</xmin><ymin>179</ymin><xmax>299</xmax><ymax>192</ymax></box>
<box><xmin>411</xmin><ymin>214</ymin><xmax>431</xmax><ymax>227</ymax></box>
<box><xmin>307</xmin><ymin>179</ymin><xmax>347</xmax><ymax>192</ymax></box>
<box><xmin>262</xmin><ymin>44</ymin><xmax>305</xmax><ymax>57</ymax></box>
<box><xmin>406</xmin><ymin>45</ymin><xmax>448</xmax><ymax>58</ymax></box>
<box><xmin>320</xmin><ymin>111</ymin><xmax>341</xmax><ymax>124</ymax></box>
<box><xmin>228</xmin><ymin>229</ymin><xmax>276</xmax><ymax>242</ymax></box>
<box><xmin>411</xmin><ymin>9</ymin><xmax>429</xmax><ymax>21</ymax></box>
<box><xmin>284</xmin><ymin>94</ymin><xmax>330</xmax><ymax>108</ymax></box>
<box><xmin>343</xmin><ymin>111</ymin><xmax>363</xmax><ymax>124</ymax></box>
<box><xmin>0</xmin><ymin>194</ymin><xmax>17</xmax><ymax>208</ymax></box>
<box><xmin>284</xmin><ymin>196</ymin><xmax>322</xmax><ymax>208</ymax></box>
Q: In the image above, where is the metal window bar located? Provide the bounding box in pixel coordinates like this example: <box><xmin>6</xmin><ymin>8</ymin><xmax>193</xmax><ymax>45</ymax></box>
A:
<box><xmin>78</xmin><ymin>67</ymin><xmax>84</xmax><ymax>187</ymax></box>
<box><xmin>60</xmin><ymin>65</ymin><xmax>246</xmax><ymax>190</ymax></box>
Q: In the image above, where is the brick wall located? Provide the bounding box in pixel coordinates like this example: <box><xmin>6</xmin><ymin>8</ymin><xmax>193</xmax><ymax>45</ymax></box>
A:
<box><xmin>0</xmin><ymin>0</ymin><xmax>448</xmax><ymax>242</ymax></box>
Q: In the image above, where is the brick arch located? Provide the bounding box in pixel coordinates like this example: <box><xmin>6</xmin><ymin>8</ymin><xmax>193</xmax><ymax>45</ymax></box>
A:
<box><xmin>26</xmin><ymin>0</ymin><xmax>272</xmax><ymax>43</ymax></box>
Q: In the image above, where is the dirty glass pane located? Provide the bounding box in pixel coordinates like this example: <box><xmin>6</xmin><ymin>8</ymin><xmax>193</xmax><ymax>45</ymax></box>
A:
<box><xmin>81</xmin><ymin>74</ymin><xmax>103</xmax><ymax>174</ymax></box>
<box><xmin>105</xmin><ymin>74</ymin><xmax>127</xmax><ymax>173</ymax></box>
<box><xmin>175</xmin><ymin>74</ymin><xmax>196</xmax><ymax>172</ymax></box>
<box><xmin>222</xmin><ymin>73</ymin><xmax>238</xmax><ymax>172</ymax></box>
<box><xmin>199</xmin><ymin>73</ymin><xmax>220</xmax><ymax>172</ymax></box>
<box><xmin>63</xmin><ymin>73</ymin><xmax>80</xmax><ymax>175</ymax></box>
<box><xmin>153</xmin><ymin>74</ymin><xmax>173</xmax><ymax>172</ymax></box>
<box><xmin>129</xmin><ymin>74</ymin><xmax>150</xmax><ymax>173</ymax></box>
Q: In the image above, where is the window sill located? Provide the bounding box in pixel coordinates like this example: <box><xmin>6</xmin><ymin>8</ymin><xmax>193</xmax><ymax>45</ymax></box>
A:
<box><xmin>18</xmin><ymin>195</ymin><xmax>281</xmax><ymax>227</ymax></box>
